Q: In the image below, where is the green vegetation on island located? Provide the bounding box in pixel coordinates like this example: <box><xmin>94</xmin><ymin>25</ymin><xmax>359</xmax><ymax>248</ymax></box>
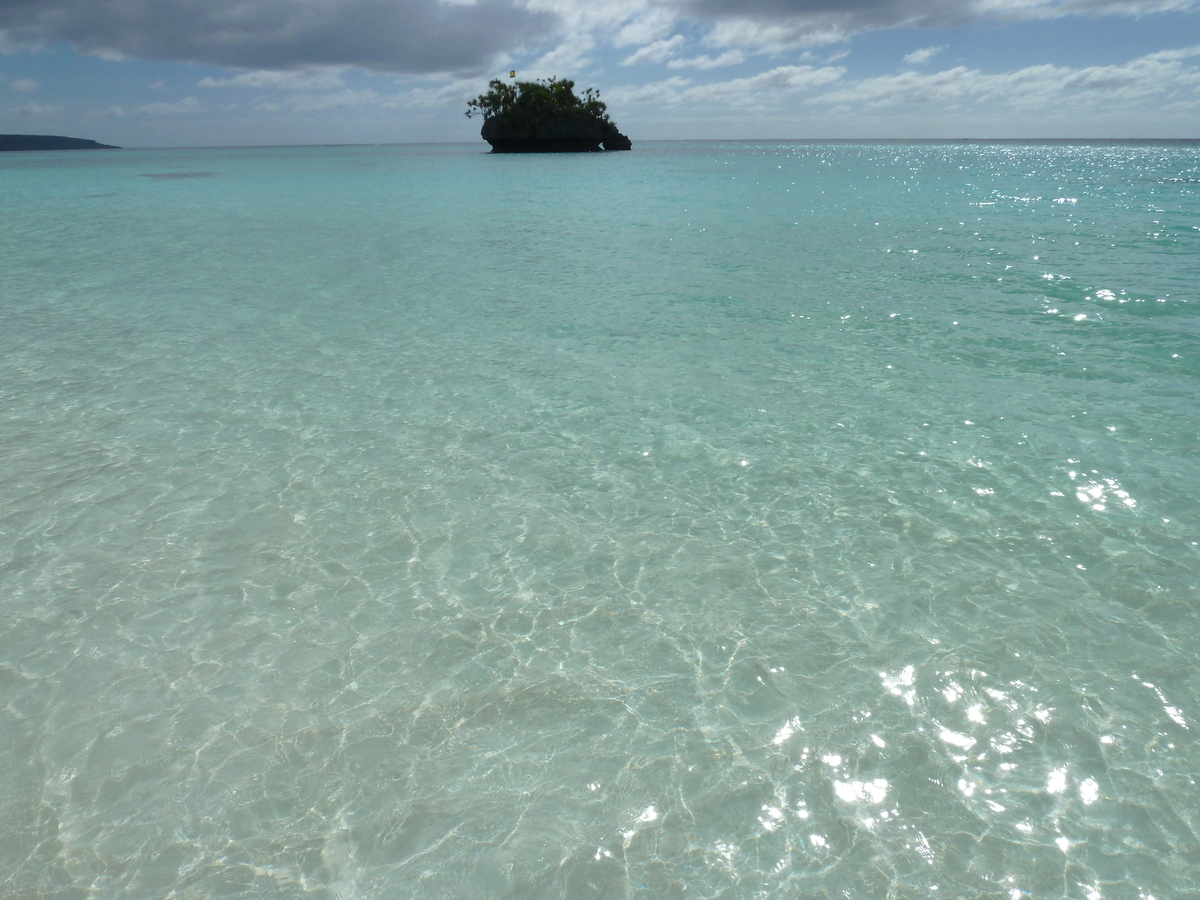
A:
<box><xmin>466</xmin><ymin>78</ymin><xmax>631</xmax><ymax>153</ymax></box>
<box><xmin>0</xmin><ymin>134</ymin><xmax>119</xmax><ymax>151</ymax></box>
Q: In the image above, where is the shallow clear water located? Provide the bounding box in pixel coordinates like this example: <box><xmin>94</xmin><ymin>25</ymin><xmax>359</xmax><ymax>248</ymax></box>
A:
<box><xmin>2</xmin><ymin>141</ymin><xmax>1199</xmax><ymax>899</ymax></box>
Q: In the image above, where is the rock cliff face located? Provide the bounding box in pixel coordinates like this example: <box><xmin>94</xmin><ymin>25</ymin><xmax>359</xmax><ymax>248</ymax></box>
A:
<box><xmin>0</xmin><ymin>134</ymin><xmax>119</xmax><ymax>151</ymax></box>
<box><xmin>481</xmin><ymin>115</ymin><xmax>631</xmax><ymax>153</ymax></box>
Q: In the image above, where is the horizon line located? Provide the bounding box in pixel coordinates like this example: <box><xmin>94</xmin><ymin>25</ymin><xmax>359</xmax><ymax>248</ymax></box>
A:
<box><xmin>42</xmin><ymin>136</ymin><xmax>1200</xmax><ymax>151</ymax></box>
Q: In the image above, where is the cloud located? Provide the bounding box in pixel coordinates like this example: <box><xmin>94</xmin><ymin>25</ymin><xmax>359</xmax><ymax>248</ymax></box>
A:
<box><xmin>249</xmin><ymin>85</ymin><xmax>436</xmax><ymax>113</ymax></box>
<box><xmin>612</xmin><ymin>64</ymin><xmax>844</xmax><ymax>105</ymax></box>
<box><xmin>199</xmin><ymin>67</ymin><xmax>346</xmax><ymax>90</ymax></box>
<box><xmin>809</xmin><ymin>44</ymin><xmax>1200</xmax><ymax>107</ymax></box>
<box><xmin>704</xmin><ymin>18</ymin><xmax>851</xmax><ymax>53</ymax></box>
<box><xmin>0</xmin><ymin>0</ymin><xmax>1194</xmax><ymax>84</ymax></box>
<box><xmin>813</xmin><ymin>65</ymin><xmax>988</xmax><ymax>106</ymax></box>
<box><xmin>696</xmin><ymin>64</ymin><xmax>845</xmax><ymax>100</ymax></box>
<box><xmin>0</xmin><ymin>0</ymin><xmax>557</xmax><ymax>75</ymax></box>
<box><xmin>9</xmin><ymin>101</ymin><xmax>59</xmax><ymax>113</ymax></box>
<box><xmin>603</xmin><ymin>41</ymin><xmax>1200</xmax><ymax>121</ymax></box>
<box><xmin>528</xmin><ymin>32</ymin><xmax>595</xmax><ymax>73</ymax></box>
<box><xmin>0</xmin><ymin>29</ymin><xmax>33</xmax><ymax>54</ymax></box>
<box><xmin>612</xmin><ymin>9</ymin><xmax>676</xmax><ymax>47</ymax></box>
<box><xmin>400</xmin><ymin>77</ymin><xmax>489</xmax><ymax>108</ymax></box>
<box><xmin>668</xmin><ymin>49</ymin><xmax>746</xmax><ymax>69</ymax></box>
<box><xmin>8</xmin><ymin>76</ymin><xmax>37</xmax><ymax>91</ymax></box>
<box><xmin>620</xmin><ymin>35</ymin><xmax>685</xmax><ymax>66</ymax></box>
<box><xmin>120</xmin><ymin>96</ymin><xmax>205</xmax><ymax>115</ymax></box>
<box><xmin>692</xmin><ymin>0</ymin><xmax>1200</xmax><ymax>51</ymax></box>
<box><xmin>606</xmin><ymin>76</ymin><xmax>693</xmax><ymax>105</ymax></box>
<box><xmin>903</xmin><ymin>45</ymin><xmax>946</xmax><ymax>64</ymax></box>
<box><xmin>286</xmin><ymin>88</ymin><xmax>381</xmax><ymax>111</ymax></box>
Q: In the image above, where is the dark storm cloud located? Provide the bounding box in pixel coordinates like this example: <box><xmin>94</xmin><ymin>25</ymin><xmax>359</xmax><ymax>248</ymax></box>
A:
<box><xmin>0</xmin><ymin>0</ymin><xmax>558</xmax><ymax>74</ymax></box>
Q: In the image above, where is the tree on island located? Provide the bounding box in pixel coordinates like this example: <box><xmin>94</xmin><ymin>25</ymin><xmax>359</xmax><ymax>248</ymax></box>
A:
<box><xmin>466</xmin><ymin>77</ymin><xmax>631</xmax><ymax>153</ymax></box>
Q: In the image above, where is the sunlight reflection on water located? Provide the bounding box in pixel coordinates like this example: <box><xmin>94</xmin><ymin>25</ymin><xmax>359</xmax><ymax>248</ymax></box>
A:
<box><xmin>0</xmin><ymin>140</ymin><xmax>1198</xmax><ymax>899</ymax></box>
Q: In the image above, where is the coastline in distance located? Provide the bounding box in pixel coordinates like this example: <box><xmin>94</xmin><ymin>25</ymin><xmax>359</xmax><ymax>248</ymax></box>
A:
<box><xmin>1</xmin><ymin>134</ymin><xmax>120</xmax><ymax>151</ymax></box>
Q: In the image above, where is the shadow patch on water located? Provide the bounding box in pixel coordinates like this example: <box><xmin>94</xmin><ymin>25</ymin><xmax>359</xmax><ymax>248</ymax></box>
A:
<box><xmin>140</xmin><ymin>172</ymin><xmax>215</xmax><ymax>179</ymax></box>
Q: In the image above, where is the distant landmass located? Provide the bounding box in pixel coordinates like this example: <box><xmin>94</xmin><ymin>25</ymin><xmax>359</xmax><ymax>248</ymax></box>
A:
<box><xmin>0</xmin><ymin>134</ymin><xmax>120</xmax><ymax>152</ymax></box>
<box><xmin>466</xmin><ymin>78</ymin><xmax>631</xmax><ymax>153</ymax></box>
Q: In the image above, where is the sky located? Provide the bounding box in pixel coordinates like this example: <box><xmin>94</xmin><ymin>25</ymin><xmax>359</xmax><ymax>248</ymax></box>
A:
<box><xmin>1</xmin><ymin>0</ymin><xmax>1199</xmax><ymax>146</ymax></box>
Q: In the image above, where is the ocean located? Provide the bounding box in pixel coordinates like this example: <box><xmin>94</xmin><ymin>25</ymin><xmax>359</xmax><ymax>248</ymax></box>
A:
<box><xmin>1</xmin><ymin>140</ymin><xmax>1198</xmax><ymax>899</ymax></box>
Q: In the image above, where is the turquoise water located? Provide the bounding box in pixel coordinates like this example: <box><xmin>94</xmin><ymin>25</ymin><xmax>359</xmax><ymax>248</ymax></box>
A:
<box><xmin>2</xmin><ymin>141</ymin><xmax>1198</xmax><ymax>899</ymax></box>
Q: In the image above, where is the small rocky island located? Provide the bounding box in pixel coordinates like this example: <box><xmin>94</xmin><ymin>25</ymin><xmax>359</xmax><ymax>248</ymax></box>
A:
<box><xmin>1</xmin><ymin>134</ymin><xmax>119</xmax><ymax>151</ymax></box>
<box><xmin>467</xmin><ymin>78</ymin><xmax>631</xmax><ymax>153</ymax></box>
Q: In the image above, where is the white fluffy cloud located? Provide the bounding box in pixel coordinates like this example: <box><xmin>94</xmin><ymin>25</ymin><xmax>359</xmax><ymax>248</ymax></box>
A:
<box><xmin>903</xmin><ymin>45</ymin><xmax>946</xmax><ymax>64</ymax></box>
<box><xmin>528</xmin><ymin>33</ymin><xmax>596</xmax><ymax>74</ymax></box>
<box><xmin>668</xmin><ymin>50</ymin><xmax>746</xmax><ymax>69</ymax></box>
<box><xmin>104</xmin><ymin>96</ymin><xmax>206</xmax><ymax>116</ymax></box>
<box><xmin>701</xmin><ymin>64</ymin><xmax>846</xmax><ymax>99</ymax></box>
<box><xmin>688</xmin><ymin>0</ymin><xmax>1200</xmax><ymax>51</ymax></box>
<box><xmin>604</xmin><ymin>42</ymin><xmax>1200</xmax><ymax>122</ymax></box>
<box><xmin>611</xmin><ymin>64</ymin><xmax>845</xmax><ymax>105</ymax></box>
<box><xmin>198</xmin><ymin>68</ymin><xmax>346</xmax><ymax>90</ymax></box>
<box><xmin>810</xmin><ymin>44</ymin><xmax>1200</xmax><ymax>107</ymax></box>
<box><xmin>605</xmin><ymin>75</ymin><xmax>693</xmax><ymax>105</ymax></box>
<box><xmin>620</xmin><ymin>35</ymin><xmax>685</xmax><ymax>66</ymax></box>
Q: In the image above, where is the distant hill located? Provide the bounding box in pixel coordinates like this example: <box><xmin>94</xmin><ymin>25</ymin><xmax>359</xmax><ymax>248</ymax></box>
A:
<box><xmin>0</xmin><ymin>134</ymin><xmax>120</xmax><ymax>151</ymax></box>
